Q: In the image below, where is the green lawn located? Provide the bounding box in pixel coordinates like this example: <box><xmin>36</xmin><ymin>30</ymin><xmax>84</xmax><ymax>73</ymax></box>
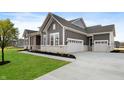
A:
<box><xmin>0</xmin><ymin>48</ymin><xmax>69</xmax><ymax>80</ymax></box>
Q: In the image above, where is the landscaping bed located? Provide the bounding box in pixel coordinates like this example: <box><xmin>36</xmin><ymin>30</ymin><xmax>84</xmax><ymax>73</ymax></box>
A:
<box><xmin>30</xmin><ymin>50</ymin><xmax>76</xmax><ymax>59</ymax></box>
<box><xmin>111</xmin><ymin>48</ymin><xmax>124</xmax><ymax>53</ymax></box>
<box><xmin>0</xmin><ymin>61</ymin><xmax>10</xmax><ymax>65</ymax></box>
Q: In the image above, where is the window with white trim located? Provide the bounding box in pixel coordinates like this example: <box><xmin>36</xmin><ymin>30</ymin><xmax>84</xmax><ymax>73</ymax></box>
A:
<box><xmin>53</xmin><ymin>24</ymin><xmax>56</xmax><ymax>30</ymax></box>
<box><xmin>55</xmin><ymin>34</ymin><xmax>59</xmax><ymax>45</ymax></box>
<box><xmin>50</xmin><ymin>35</ymin><xmax>54</xmax><ymax>45</ymax></box>
<box><xmin>43</xmin><ymin>35</ymin><xmax>46</xmax><ymax>45</ymax></box>
<box><xmin>50</xmin><ymin>33</ymin><xmax>59</xmax><ymax>46</ymax></box>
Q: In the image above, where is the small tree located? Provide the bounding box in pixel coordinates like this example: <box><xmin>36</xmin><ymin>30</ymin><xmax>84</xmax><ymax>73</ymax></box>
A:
<box><xmin>0</xmin><ymin>19</ymin><xmax>18</xmax><ymax>63</ymax></box>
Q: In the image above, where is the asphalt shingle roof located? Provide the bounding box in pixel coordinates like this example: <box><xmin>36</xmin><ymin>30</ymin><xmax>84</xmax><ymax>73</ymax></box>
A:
<box><xmin>51</xmin><ymin>14</ymin><xmax>86</xmax><ymax>33</ymax></box>
<box><xmin>24</xmin><ymin>29</ymin><xmax>38</xmax><ymax>34</ymax></box>
<box><xmin>24</xmin><ymin>13</ymin><xmax>115</xmax><ymax>36</ymax></box>
<box><xmin>86</xmin><ymin>24</ymin><xmax>115</xmax><ymax>33</ymax></box>
<box><xmin>51</xmin><ymin>13</ymin><xmax>115</xmax><ymax>34</ymax></box>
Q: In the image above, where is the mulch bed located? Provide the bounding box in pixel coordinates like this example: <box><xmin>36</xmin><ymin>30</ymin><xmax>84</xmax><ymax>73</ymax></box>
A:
<box><xmin>111</xmin><ymin>50</ymin><xmax>124</xmax><ymax>53</ymax></box>
<box><xmin>0</xmin><ymin>61</ymin><xmax>10</xmax><ymax>65</ymax></box>
<box><xmin>31</xmin><ymin>51</ymin><xmax>76</xmax><ymax>59</ymax></box>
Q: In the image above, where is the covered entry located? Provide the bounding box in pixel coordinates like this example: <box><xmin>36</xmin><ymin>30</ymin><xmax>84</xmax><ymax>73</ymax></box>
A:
<box><xmin>67</xmin><ymin>38</ymin><xmax>84</xmax><ymax>53</ymax></box>
<box><xmin>94</xmin><ymin>40</ymin><xmax>108</xmax><ymax>52</ymax></box>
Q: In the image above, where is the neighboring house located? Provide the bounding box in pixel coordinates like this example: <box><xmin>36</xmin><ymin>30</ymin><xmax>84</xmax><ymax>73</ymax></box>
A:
<box><xmin>114</xmin><ymin>41</ymin><xmax>120</xmax><ymax>48</ymax></box>
<box><xmin>16</xmin><ymin>39</ymin><xmax>25</xmax><ymax>48</ymax></box>
<box><xmin>23</xmin><ymin>13</ymin><xmax>115</xmax><ymax>53</ymax></box>
<box><xmin>120</xmin><ymin>42</ymin><xmax>124</xmax><ymax>48</ymax></box>
<box><xmin>9</xmin><ymin>39</ymin><xmax>24</xmax><ymax>48</ymax></box>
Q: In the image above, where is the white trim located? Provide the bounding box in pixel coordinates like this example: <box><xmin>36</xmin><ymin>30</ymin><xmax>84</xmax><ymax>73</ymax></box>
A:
<box><xmin>71</xmin><ymin>18</ymin><xmax>81</xmax><ymax>23</ymax></box>
<box><xmin>28</xmin><ymin>36</ymin><xmax>31</xmax><ymax>49</ymax></box>
<box><xmin>71</xmin><ymin>18</ymin><xmax>85</xmax><ymax>28</ymax></box>
<box><xmin>94</xmin><ymin>40</ymin><xmax>108</xmax><ymax>43</ymax></box>
<box><xmin>43</xmin><ymin>35</ymin><xmax>47</xmax><ymax>45</ymax></box>
<box><xmin>63</xmin><ymin>27</ymin><xmax>65</xmax><ymax>45</ymax></box>
<box><xmin>53</xmin><ymin>24</ymin><xmax>56</xmax><ymax>30</ymax></box>
<box><xmin>51</xmin><ymin>16</ymin><xmax>64</xmax><ymax>27</ymax></box>
<box><xmin>43</xmin><ymin>17</ymin><xmax>53</xmax><ymax>32</ymax></box>
<box><xmin>87</xmin><ymin>32</ymin><xmax>112</xmax><ymax>36</ymax></box>
<box><xmin>46</xmin><ymin>31</ymin><xmax>48</xmax><ymax>45</ymax></box>
<box><xmin>67</xmin><ymin>38</ymin><xmax>83</xmax><ymax>42</ymax></box>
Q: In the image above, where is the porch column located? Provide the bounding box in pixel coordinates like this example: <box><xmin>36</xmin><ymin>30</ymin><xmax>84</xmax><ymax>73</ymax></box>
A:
<box><xmin>63</xmin><ymin>27</ymin><xmax>65</xmax><ymax>45</ymax></box>
<box><xmin>46</xmin><ymin>30</ymin><xmax>48</xmax><ymax>45</ymax></box>
<box><xmin>28</xmin><ymin>36</ymin><xmax>31</xmax><ymax>49</ymax></box>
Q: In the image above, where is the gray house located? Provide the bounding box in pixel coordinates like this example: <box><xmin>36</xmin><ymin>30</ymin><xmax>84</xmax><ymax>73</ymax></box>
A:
<box><xmin>23</xmin><ymin>13</ymin><xmax>115</xmax><ymax>53</ymax></box>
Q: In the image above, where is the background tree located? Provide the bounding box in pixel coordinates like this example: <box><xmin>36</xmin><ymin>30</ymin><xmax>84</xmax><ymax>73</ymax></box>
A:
<box><xmin>0</xmin><ymin>19</ymin><xmax>18</xmax><ymax>63</ymax></box>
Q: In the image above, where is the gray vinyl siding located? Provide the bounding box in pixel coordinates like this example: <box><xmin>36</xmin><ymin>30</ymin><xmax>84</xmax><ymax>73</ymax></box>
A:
<box><xmin>72</xmin><ymin>19</ymin><xmax>85</xmax><ymax>28</ymax></box>
<box><xmin>93</xmin><ymin>33</ymin><xmax>110</xmax><ymax>41</ymax></box>
<box><xmin>41</xmin><ymin>18</ymin><xmax>63</xmax><ymax>45</ymax></box>
<box><xmin>65</xmin><ymin>30</ymin><xmax>87</xmax><ymax>45</ymax></box>
<box><xmin>47</xmin><ymin>18</ymin><xmax>63</xmax><ymax>45</ymax></box>
<box><xmin>30</xmin><ymin>36</ymin><xmax>36</xmax><ymax>45</ymax></box>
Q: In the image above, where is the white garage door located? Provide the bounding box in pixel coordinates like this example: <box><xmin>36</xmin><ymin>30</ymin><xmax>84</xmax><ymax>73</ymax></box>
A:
<box><xmin>94</xmin><ymin>40</ymin><xmax>108</xmax><ymax>52</ymax></box>
<box><xmin>67</xmin><ymin>38</ymin><xmax>84</xmax><ymax>53</ymax></box>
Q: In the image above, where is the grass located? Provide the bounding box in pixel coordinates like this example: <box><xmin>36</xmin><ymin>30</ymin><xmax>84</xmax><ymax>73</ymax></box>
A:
<box><xmin>0</xmin><ymin>48</ymin><xmax>69</xmax><ymax>80</ymax></box>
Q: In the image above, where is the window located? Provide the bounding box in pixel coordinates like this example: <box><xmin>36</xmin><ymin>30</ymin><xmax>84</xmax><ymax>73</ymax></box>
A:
<box><xmin>55</xmin><ymin>34</ymin><xmax>59</xmax><ymax>45</ymax></box>
<box><xmin>43</xmin><ymin>35</ymin><xmax>46</xmax><ymax>45</ymax></box>
<box><xmin>53</xmin><ymin>24</ymin><xmax>56</xmax><ymax>30</ymax></box>
<box><xmin>50</xmin><ymin>33</ymin><xmax>59</xmax><ymax>46</ymax></box>
<box><xmin>50</xmin><ymin>35</ymin><xmax>54</xmax><ymax>45</ymax></box>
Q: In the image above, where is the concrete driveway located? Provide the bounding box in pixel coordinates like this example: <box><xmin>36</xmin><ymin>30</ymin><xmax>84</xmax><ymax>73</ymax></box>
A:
<box><xmin>36</xmin><ymin>52</ymin><xmax>124</xmax><ymax>80</ymax></box>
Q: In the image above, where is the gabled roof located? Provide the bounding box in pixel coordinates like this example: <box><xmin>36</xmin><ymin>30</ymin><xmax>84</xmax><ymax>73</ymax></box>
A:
<box><xmin>23</xmin><ymin>29</ymin><xmax>38</xmax><ymax>37</ymax></box>
<box><xmin>51</xmin><ymin>13</ymin><xmax>86</xmax><ymax>33</ymax></box>
<box><xmin>40</xmin><ymin>13</ymin><xmax>115</xmax><ymax>35</ymax></box>
<box><xmin>86</xmin><ymin>24</ymin><xmax>115</xmax><ymax>35</ymax></box>
<box><xmin>40</xmin><ymin>13</ymin><xmax>86</xmax><ymax>33</ymax></box>
<box><xmin>23</xmin><ymin>13</ymin><xmax>116</xmax><ymax>37</ymax></box>
<box><xmin>24</xmin><ymin>29</ymin><xmax>38</xmax><ymax>33</ymax></box>
<box><xmin>86</xmin><ymin>24</ymin><xmax>114</xmax><ymax>33</ymax></box>
<box><xmin>69</xmin><ymin>18</ymin><xmax>81</xmax><ymax>22</ymax></box>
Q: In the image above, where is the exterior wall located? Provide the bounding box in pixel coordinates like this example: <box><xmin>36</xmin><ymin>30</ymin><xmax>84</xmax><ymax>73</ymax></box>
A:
<box><xmin>72</xmin><ymin>19</ymin><xmax>85</xmax><ymax>28</ymax></box>
<box><xmin>30</xmin><ymin>36</ymin><xmax>36</xmax><ymax>45</ymax></box>
<box><xmin>65</xmin><ymin>30</ymin><xmax>88</xmax><ymax>45</ymax></box>
<box><xmin>24</xmin><ymin>36</ymin><xmax>30</xmax><ymax>49</ymax></box>
<box><xmin>93</xmin><ymin>33</ymin><xmax>115</xmax><ymax>52</ymax></box>
<box><xmin>41</xmin><ymin>18</ymin><xmax>63</xmax><ymax>45</ymax></box>
<box><xmin>47</xmin><ymin>18</ymin><xmax>63</xmax><ymax>45</ymax></box>
<box><xmin>93</xmin><ymin>33</ymin><xmax>110</xmax><ymax>41</ymax></box>
<box><xmin>16</xmin><ymin>39</ymin><xmax>24</xmax><ymax>48</ymax></box>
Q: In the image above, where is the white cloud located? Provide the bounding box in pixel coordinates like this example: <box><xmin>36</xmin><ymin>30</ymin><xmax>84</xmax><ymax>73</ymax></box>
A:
<box><xmin>8</xmin><ymin>13</ymin><xmax>46</xmax><ymax>38</ymax></box>
<box><xmin>2</xmin><ymin>12</ymin><xmax>123</xmax><ymax>42</ymax></box>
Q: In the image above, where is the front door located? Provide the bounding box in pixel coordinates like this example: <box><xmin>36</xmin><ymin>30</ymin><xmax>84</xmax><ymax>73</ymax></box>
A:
<box><xmin>88</xmin><ymin>37</ymin><xmax>92</xmax><ymax>51</ymax></box>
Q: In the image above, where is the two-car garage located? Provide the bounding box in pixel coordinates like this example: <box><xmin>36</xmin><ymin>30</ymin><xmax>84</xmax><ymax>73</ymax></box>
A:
<box><xmin>65</xmin><ymin>32</ymin><xmax>110</xmax><ymax>53</ymax></box>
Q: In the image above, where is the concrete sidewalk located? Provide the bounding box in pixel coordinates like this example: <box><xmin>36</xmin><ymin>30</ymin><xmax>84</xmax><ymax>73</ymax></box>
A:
<box><xmin>20</xmin><ymin>51</ymin><xmax>75</xmax><ymax>62</ymax></box>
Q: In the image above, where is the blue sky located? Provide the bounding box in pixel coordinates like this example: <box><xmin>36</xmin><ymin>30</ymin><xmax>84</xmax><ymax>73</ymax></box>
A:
<box><xmin>0</xmin><ymin>12</ymin><xmax>123</xmax><ymax>42</ymax></box>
